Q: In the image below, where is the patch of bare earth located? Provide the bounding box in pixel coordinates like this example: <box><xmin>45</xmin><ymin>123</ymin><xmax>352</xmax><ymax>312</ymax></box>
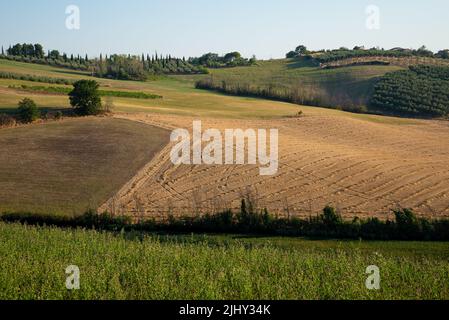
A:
<box><xmin>101</xmin><ymin>112</ymin><xmax>449</xmax><ymax>220</ymax></box>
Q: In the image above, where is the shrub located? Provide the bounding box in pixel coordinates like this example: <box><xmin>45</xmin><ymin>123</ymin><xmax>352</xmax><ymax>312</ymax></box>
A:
<box><xmin>0</xmin><ymin>71</ymin><xmax>73</xmax><ymax>85</ymax></box>
<box><xmin>54</xmin><ymin>111</ymin><xmax>63</xmax><ymax>120</ymax></box>
<box><xmin>17</xmin><ymin>98</ymin><xmax>40</xmax><ymax>123</ymax></box>
<box><xmin>0</xmin><ymin>113</ymin><xmax>16</xmax><ymax>127</ymax></box>
<box><xmin>1</xmin><ymin>205</ymin><xmax>449</xmax><ymax>241</ymax></box>
<box><xmin>393</xmin><ymin>208</ymin><xmax>421</xmax><ymax>239</ymax></box>
<box><xmin>322</xmin><ymin>205</ymin><xmax>343</xmax><ymax>225</ymax></box>
<box><xmin>69</xmin><ymin>80</ymin><xmax>102</xmax><ymax>115</ymax></box>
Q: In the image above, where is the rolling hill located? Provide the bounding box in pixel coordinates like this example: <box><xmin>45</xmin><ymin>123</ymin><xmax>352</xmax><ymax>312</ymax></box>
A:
<box><xmin>196</xmin><ymin>58</ymin><xmax>403</xmax><ymax>112</ymax></box>
<box><xmin>1</xmin><ymin>58</ymin><xmax>449</xmax><ymax>220</ymax></box>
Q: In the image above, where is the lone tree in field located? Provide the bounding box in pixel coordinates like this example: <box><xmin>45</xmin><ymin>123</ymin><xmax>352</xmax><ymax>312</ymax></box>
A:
<box><xmin>69</xmin><ymin>80</ymin><xmax>102</xmax><ymax>115</ymax></box>
<box><xmin>18</xmin><ymin>98</ymin><xmax>40</xmax><ymax>123</ymax></box>
<box><xmin>295</xmin><ymin>45</ymin><xmax>309</xmax><ymax>56</ymax></box>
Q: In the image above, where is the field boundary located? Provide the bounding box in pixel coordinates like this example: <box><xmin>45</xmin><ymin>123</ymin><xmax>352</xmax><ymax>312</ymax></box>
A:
<box><xmin>98</xmin><ymin>114</ymin><xmax>176</xmax><ymax>213</ymax></box>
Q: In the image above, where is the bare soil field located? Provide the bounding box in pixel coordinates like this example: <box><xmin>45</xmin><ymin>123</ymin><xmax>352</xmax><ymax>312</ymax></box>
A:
<box><xmin>101</xmin><ymin>110</ymin><xmax>449</xmax><ymax>220</ymax></box>
<box><xmin>0</xmin><ymin>117</ymin><xmax>169</xmax><ymax>215</ymax></box>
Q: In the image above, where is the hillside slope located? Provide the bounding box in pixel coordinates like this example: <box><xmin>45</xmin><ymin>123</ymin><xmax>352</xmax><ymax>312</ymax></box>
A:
<box><xmin>103</xmin><ymin>111</ymin><xmax>449</xmax><ymax>220</ymax></box>
<box><xmin>198</xmin><ymin>58</ymin><xmax>403</xmax><ymax>111</ymax></box>
<box><xmin>2</xmin><ymin>59</ymin><xmax>449</xmax><ymax>220</ymax></box>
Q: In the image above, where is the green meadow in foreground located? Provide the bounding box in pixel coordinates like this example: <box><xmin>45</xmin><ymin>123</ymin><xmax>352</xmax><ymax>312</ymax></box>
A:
<box><xmin>0</xmin><ymin>222</ymin><xmax>448</xmax><ymax>300</ymax></box>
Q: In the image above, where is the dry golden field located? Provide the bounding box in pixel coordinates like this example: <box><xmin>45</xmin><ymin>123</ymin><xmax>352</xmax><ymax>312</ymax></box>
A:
<box><xmin>0</xmin><ymin>117</ymin><xmax>169</xmax><ymax>215</ymax></box>
<box><xmin>100</xmin><ymin>109</ymin><xmax>449</xmax><ymax>220</ymax></box>
<box><xmin>2</xmin><ymin>59</ymin><xmax>449</xmax><ymax>220</ymax></box>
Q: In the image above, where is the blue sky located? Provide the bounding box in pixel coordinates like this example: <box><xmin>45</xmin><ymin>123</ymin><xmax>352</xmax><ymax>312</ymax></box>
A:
<box><xmin>1</xmin><ymin>0</ymin><xmax>448</xmax><ymax>59</ymax></box>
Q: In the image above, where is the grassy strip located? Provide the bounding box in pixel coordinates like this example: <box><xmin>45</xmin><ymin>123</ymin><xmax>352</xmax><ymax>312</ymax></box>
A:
<box><xmin>8</xmin><ymin>84</ymin><xmax>162</xmax><ymax>99</ymax></box>
<box><xmin>0</xmin><ymin>71</ymin><xmax>75</xmax><ymax>85</ymax></box>
<box><xmin>2</xmin><ymin>204</ymin><xmax>449</xmax><ymax>241</ymax></box>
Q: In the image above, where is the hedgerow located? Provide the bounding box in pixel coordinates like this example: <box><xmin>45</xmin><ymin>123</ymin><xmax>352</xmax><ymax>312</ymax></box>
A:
<box><xmin>9</xmin><ymin>84</ymin><xmax>162</xmax><ymax>100</ymax></box>
<box><xmin>1</xmin><ymin>203</ymin><xmax>448</xmax><ymax>241</ymax></box>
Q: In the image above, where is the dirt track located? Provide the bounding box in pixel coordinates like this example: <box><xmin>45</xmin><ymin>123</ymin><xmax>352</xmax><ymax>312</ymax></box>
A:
<box><xmin>100</xmin><ymin>111</ymin><xmax>449</xmax><ymax>220</ymax></box>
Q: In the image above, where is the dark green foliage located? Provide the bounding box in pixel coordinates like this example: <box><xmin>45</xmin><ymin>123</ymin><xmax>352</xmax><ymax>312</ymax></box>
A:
<box><xmin>94</xmin><ymin>54</ymin><xmax>207</xmax><ymax>80</ymax></box>
<box><xmin>189</xmin><ymin>52</ymin><xmax>256</xmax><ymax>68</ymax></box>
<box><xmin>0</xmin><ymin>210</ymin><xmax>131</xmax><ymax>232</ymax></box>
<box><xmin>370</xmin><ymin>65</ymin><xmax>449</xmax><ymax>117</ymax></box>
<box><xmin>409</xmin><ymin>65</ymin><xmax>449</xmax><ymax>80</ymax></box>
<box><xmin>10</xmin><ymin>84</ymin><xmax>162</xmax><ymax>100</ymax></box>
<box><xmin>0</xmin><ymin>71</ymin><xmax>74</xmax><ymax>85</ymax></box>
<box><xmin>1</xmin><ymin>206</ymin><xmax>449</xmax><ymax>241</ymax></box>
<box><xmin>286</xmin><ymin>51</ymin><xmax>297</xmax><ymax>59</ymax></box>
<box><xmin>94</xmin><ymin>54</ymin><xmax>147</xmax><ymax>81</ymax></box>
<box><xmin>69</xmin><ymin>80</ymin><xmax>102</xmax><ymax>115</ymax></box>
<box><xmin>436</xmin><ymin>50</ymin><xmax>449</xmax><ymax>59</ymax></box>
<box><xmin>286</xmin><ymin>45</ymin><xmax>309</xmax><ymax>58</ymax></box>
<box><xmin>309</xmin><ymin>47</ymin><xmax>447</xmax><ymax>64</ymax></box>
<box><xmin>17</xmin><ymin>98</ymin><xmax>40</xmax><ymax>123</ymax></box>
<box><xmin>49</xmin><ymin>50</ymin><xmax>60</xmax><ymax>60</ymax></box>
<box><xmin>0</xmin><ymin>113</ymin><xmax>16</xmax><ymax>127</ymax></box>
<box><xmin>10</xmin><ymin>85</ymin><xmax>71</xmax><ymax>95</ymax></box>
<box><xmin>6</xmin><ymin>43</ymin><xmax>44</xmax><ymax>57</ymax></box>
<box><xmin>98</xmin><ymin>89</ymin><xmax>162</xmax><ymax>100</ymax></box>
<box><xmin>1</xmin><ymin>44</ymin><xmax>250</xmax><ymax>79</ymax></box>
<box><xmin>2</xmin><ymin>44</ymin><xmax>90</xmax><ymax>71</ymax></box>
<box><xmin>54</xmin><ymin>111</ymin><xmax>63</xmax><ymax>120</ymax></box>
<box><xmin>321</xmin><ymin>205</ymin><xmax>343</xmax><ymax>225</ymax></box>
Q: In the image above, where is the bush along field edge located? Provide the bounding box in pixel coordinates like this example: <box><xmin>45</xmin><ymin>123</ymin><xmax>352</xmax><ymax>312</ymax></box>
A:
<box><xmin>1</xmin><ymin>202</ymin><xmax>449</xmax><ymax>241</ymax></box>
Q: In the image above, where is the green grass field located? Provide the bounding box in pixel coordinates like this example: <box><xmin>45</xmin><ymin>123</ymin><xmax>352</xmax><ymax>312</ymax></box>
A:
<box><xmin>0</xmin><ymin>117</ymin><xmax>169</xmax><ymax>215</ymax></box>
<box><xmin>0</xmin><ymin>222</ymin><xmax>448</xmax><ymax>300</ymax></box>
<box><xmin>202</xmin><ymin>58</ymin><xmax>403</xmax><ymax>108</ymax></box>
<box><xmin>0</xmin><ymin>59</ymin><xmax>304</xmax><ymax>119</ymax></box>
<box><xmin>0</xmin><ymin>58</ymin><xmax>408</xmax><ymax>120</ymax></box>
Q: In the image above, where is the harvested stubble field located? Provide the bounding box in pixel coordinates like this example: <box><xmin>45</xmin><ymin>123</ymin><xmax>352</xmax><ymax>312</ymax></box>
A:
<box><xmin>102</xmin><ymin>111</ymin><xmax>449</xmax><ymax>220</ymax></box>
<box><xmin>0</xmin><ymin>117</ymin><xmax>169</xmax><ymax>215</ymax></box>
<box><xmin>2</xmin><ymin>59</ymin><xmax>449</xmax><ymax>220</ymax></box>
